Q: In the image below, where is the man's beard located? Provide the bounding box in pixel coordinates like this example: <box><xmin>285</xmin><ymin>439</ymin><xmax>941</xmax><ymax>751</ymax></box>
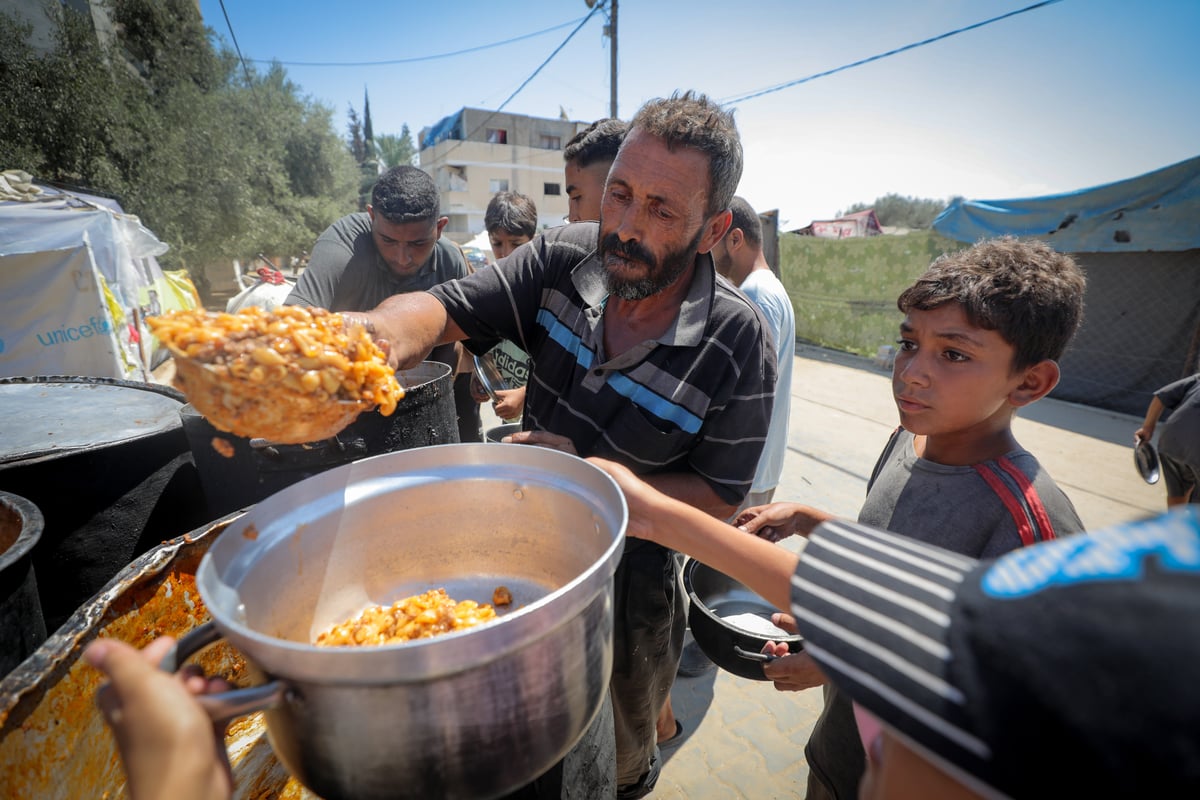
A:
<box><xmin>599</xmin><ymin>224</ymin><xmax>705</xmax><ymax>301</ymax></box>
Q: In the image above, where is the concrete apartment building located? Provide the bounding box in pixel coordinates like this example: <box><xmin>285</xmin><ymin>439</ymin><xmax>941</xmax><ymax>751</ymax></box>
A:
<box><xmin>419</xmin><ymin>108</ymin><xmax>587</xmax><ymax>244</ymax></box>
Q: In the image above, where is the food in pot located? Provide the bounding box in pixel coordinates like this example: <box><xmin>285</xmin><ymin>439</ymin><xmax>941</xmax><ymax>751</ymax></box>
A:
<box><xmin>720</xmin><ymin>611</ymin><xmax>791</xmax><ymax>638</ymax></box>
<box><xmin>315</xmin><ymin>588</ymin><xmax>498</xmax><ymax>646</ymax></box>
<box><xmin>147</xmin><ymin>306</ymin><xmax>404</xmax><ymax>444</ymax></box>
<box><xmin>492</xmin><ymin>585</ymin><xmax>513</xmax><ymax>606</ymax></box>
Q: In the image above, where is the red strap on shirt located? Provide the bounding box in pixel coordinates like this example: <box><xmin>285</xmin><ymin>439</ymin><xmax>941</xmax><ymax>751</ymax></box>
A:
<box><xmin>972</xmin><ymin>457</ymin><xmax>1057</xmax><ymax>547</ymax></box>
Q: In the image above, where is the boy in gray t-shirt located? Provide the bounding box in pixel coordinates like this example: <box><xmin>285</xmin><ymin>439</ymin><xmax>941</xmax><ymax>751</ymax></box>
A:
<box><xmin>735</xmin><ymin>236</ymin><xmax>1088</xmax><ymax>799</ymax></box>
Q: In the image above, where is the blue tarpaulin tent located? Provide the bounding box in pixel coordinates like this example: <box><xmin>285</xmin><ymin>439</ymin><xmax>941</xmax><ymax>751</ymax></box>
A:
<box><xmin>933</xmin><ymin>155</ymin><xmax>1200</xmax><ymax>416</ymax></box>
<box><xmin>934</xmin><ymin>155</ymin><xmax>1200</xmax><ymax>253</ymax></box>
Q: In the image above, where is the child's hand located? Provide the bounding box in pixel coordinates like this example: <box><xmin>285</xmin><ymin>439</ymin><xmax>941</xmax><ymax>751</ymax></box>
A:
<box><xmin>761</xmin><ymin>646</ymin><xmax>828</xmax><ymax>692</ymax></box>
<box><xmin>761</xmin><ymin>615</ymin><xmax>827</xmax><ymax>691</ymax></box>
<box><xmin>736</xmin><ymin>503</ymin><xmax>834</xmax><ymax>541</ymax></box>
<box><xmin>734</xmin><ymin>502</ymin><xmax>805</xmax><ymax>541</ymax></box>
<box><xmin>85</xmin><ymin>636</ymin><xmax>234</xmax><ymax>800</ymax></box>
<box><xmin>493</xmin><ymin>386</ymin><xmax>526</xmax><ymax>421</ymax></box>
<box><xmin>469</xmin><ymin>374</ymin><xmax>491</xmax><ymax>403</ymax></box>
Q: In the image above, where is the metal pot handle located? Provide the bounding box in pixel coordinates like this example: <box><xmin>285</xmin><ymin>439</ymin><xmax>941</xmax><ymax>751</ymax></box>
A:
<box><xmin>733</xmin><ymin>645</ymin><xmax>778</xmax><ymax>664</ymax></box>
<box><xmin>160</xmin><ymin>620</ymin><xmax>288</xmax><ymax>724</ymax></box>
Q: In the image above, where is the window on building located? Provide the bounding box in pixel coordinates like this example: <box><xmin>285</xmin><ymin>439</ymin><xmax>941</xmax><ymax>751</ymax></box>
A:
<box><xmin>539</xmin><ymin>134</ymin><xmax>562</xmax><ymax>150</ymax></box>
<box><xmin>440</xmin><ymin>166</ymin><xmax>468</xmax><ymax>192</ymax></box>
<box><xmin>485</xmin><ymin>128</ymin><xmax>507</xmax><ymax>144</ymax></box>
<box><xmin>544</xmin><ymin>182</ymin><xmax>561</xmax><ymax>196</ymax></box>
<box><xmin>489</xmin><ymin>178</ymin><xmax>509</xmax><ymax>193</ymax></box>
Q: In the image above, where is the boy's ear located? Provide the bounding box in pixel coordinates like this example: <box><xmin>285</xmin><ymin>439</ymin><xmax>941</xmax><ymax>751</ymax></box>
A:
<box><xmin>1009</xmin><ymin>359</ymin><xmax>1060</xmax><ymax>408</ymax></box>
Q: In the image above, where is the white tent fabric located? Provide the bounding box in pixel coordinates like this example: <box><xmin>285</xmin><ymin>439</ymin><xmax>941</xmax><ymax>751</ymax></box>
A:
<box><xmin>0</xmin><ymin>187</ymin><xmax>176</xmax><ymax>381</ymax></box>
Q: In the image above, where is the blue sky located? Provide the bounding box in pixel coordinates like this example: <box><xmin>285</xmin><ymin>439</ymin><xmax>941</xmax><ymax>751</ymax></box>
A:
<box><xmin>199</xmin><ymin>0</ymin><xmax>1200</xmax><ymax>229</ymax></box>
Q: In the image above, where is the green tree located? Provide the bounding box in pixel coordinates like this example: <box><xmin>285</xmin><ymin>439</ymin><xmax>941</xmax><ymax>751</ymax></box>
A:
<box><xmin>376</xmin><ymin>125</ymin><xmax>418</xmax><ymax>169</ymax></box>
<box><xmin>0</xmin><ymin>0</ymin><xmax>358</xmax><ymax>300</ymax></box>
<box><xmin>346</xmin><ymin>105</ymin><xmax>368</xmax><ymax>162</ymax></box>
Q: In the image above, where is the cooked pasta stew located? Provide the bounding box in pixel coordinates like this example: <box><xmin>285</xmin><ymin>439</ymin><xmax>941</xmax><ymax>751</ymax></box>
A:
<box><xmin>147</xmin><ymin>306</ymin><xmax>403</xmax><ymax>443</ymax></box>
<box><xmin>315</xmin><ymin>588</ymin><xmax>501</xmax><ymax>646</ymax></box>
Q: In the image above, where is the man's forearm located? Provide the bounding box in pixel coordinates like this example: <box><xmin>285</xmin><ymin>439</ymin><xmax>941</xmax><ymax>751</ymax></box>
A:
<box><xmin>358</xmin><ymin>292</ymin><xmax>466</xmax><ymax>370</ymax></box>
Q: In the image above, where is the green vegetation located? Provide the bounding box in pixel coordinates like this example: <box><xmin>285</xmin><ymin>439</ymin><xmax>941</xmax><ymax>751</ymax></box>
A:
<box><xmin>376</xmin><ymin>127</ymin><xmax>418</xmax><ymax>170</ymax></box>
<box><xmin>840</xmin><ymin>193</ymin><xmax>960</xmax><ymax>229</ymax></box>
<box><xmin>780</xmin><ymin>229</ymin><xmax>966</xmax><ymax>355</ymax></box>
<box><xmin>0</xmin><ymin>0</ymin><xmax>408</xmax><ymax>300</ymax></box>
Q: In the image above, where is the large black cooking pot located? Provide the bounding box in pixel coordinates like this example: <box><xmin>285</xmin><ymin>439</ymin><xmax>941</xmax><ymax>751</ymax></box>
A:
<box><xmin>0</xmin><ymin>376</ymin><xmax>210</xmax><ymax>635</ymax></box>
<box><xmin>684</xmin><ymin>558</ymin><xmax>804</xmax><ymax>681</ymax></box>
<box><xmin>0</xmin><ymin>491</ymin><xmax>46</xmax><ymax>678</ymax></box>
<box><xmin>167</xmin><ymin>443</ymin><xmax>627</xmax><ymax>800</ymax></box>
<box><xmin>181</xmin><ymin>361</ymin><xmax>458</xmax><ymax>517</ymax></box>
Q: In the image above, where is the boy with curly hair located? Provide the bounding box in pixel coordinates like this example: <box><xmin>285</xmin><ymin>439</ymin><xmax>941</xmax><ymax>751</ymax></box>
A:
<box><xmin>733</xmin><ymin>235</ymin><xmax>1089</xmax><ymax>798</ymax></box>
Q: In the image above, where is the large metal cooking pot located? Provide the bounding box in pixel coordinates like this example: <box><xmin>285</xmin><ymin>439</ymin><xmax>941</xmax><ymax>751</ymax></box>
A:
<box><xmin>181</xmin><ymin>361</ymin><xmax>459</xmax><ymax>517</ymax></box>
<box><xmin>171</xmin><ymin>443</ymin><xmax>627</xmax><ymax>800</ymax></box>
<box><xmin>0</xmin><ymin>491</ymin><xmax>46</xmax><ymax>678</ymax></box>
<box><xmin>684</xmin><ymin>558</ymin><xmax>804</xmax><ymax>681</ymax></box>
<box><xmin>0</xmin><ymin>375</ymin><xmax>209</xmax><ymax>634</ymax></box>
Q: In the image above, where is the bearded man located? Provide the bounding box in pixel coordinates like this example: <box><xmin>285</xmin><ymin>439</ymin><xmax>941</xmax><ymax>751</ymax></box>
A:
<box><xmin>351</xmin><ymin>91</ymin><xmax>775</xmax><ymax>799</ymax></box>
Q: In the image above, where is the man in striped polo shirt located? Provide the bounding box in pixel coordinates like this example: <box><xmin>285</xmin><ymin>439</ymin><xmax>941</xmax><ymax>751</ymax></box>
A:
<box><xmin>356</xmin><ymin>91</ymin><xmax>776</xmax><ymax>799</ymax></box>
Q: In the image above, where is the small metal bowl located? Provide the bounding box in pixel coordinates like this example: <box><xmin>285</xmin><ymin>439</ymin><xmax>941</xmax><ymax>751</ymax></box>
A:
<box><xmin>684</xmin><ymin>559</ymin><xmax>803</xmax><ymax>681</ymax></box>
<box><xmin>1135</xmin><ymin>441</ymin><xmax>1161</xmax><ymax>484</ymax></box>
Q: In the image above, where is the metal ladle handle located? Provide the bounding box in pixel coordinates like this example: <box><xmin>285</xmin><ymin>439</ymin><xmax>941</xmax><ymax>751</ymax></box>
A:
<box><xmin>160</xmin><ymin>621</ymin><xmax>287</xmax><ymax>724</ymax></box>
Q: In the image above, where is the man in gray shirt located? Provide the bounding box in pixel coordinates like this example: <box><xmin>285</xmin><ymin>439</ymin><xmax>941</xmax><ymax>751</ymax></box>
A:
<box><xmin>285</xmin><ymin>165</ymin><xmax>479</xmax><ymax>441</ymax></box>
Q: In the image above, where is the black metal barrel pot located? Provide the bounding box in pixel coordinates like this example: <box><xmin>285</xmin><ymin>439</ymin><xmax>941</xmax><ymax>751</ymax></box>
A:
<box><xmin>181</xmin><ymin>361</ymin><xmax>459</xmax><ymax>518</ymax></box>
<box><xmin>0</xmin><ymin>491</ymin><xmax>46</xmax><ymax>678</ymax></box>
<box><xmin>0</xmin><ymin>376</ymin><xmax>211</xmax><ymax>635</ymax></box>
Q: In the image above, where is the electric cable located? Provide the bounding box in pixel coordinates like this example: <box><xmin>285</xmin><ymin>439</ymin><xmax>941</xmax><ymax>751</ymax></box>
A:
<box><xmin>245</xmin><ymin>17</ymin><xmax>589</xmax><ymax>67</ymax></box>
<box><xmin>721</xmin><ymin>0</ymin><xmax>1063</xmax><ymax>106</ymax></box>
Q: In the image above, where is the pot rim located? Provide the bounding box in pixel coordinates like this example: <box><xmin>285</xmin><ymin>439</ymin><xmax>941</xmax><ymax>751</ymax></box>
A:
<box><xmin>196</xmin><ymin>443</ymin><xmax>628</xmax><ymax>682</ymax></box>
<box><xmin>0</xmin><ymin>491</ymin><xmax>44</xmax><ymax>570</ymax></box>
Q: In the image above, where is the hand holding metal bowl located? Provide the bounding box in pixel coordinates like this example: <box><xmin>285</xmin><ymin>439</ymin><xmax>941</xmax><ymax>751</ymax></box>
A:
<box><xmin>684</xmin><ymin>559</ymin><xmax>805</xmax><ymax>681</ymax></box>
<box><xmin>148</xmin><ymin>306</ymin><xmax>404</xmax><ymax>445</ymax></box>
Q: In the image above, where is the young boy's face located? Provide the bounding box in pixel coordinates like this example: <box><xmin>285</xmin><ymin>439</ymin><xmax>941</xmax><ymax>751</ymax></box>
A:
<box><xmin>488</xmin><ymin>230</ymin><xmax>532</xmax><ymax>261</ymax></box>
<box><xmin>893</xmin><ymin>303</ymin><xmax>1024</xmax><ymax>444</ymax></box>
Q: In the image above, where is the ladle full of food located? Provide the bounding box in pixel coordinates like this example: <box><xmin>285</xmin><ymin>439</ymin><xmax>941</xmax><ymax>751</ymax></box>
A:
<box><xmin>147</xmin><ymin>306</ymin><xmax>404</xmax><ymax>444</ymax></box>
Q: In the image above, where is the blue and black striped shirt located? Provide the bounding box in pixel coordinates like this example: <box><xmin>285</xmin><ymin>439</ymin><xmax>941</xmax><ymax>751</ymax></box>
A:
<box><xmin>430</xmin><ymin>222</ymin><xmax>776</xmax><ymax>506</ymax></box>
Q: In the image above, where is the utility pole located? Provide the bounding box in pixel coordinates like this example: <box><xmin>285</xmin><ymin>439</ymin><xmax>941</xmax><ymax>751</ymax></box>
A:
<box><xmin>586</xmin><ymin>0</ymin><xmax>618</xmax><ymax>118</ymax></box>
<box><xmin>607</xmin><ymin>0</ymin><xmax>617</xmax><ymax>118</ymax></box>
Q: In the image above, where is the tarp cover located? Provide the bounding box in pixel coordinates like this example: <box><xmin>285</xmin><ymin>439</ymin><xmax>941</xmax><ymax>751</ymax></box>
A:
<box><xmin>0</xmin><ymin>187</ymin><xmax>190</xmax><ymax>380</ymax></box>
<box><xmin>933</xmin><ymin>154</ymin><xmax>1200</xmax><ymax>253</ymax></box>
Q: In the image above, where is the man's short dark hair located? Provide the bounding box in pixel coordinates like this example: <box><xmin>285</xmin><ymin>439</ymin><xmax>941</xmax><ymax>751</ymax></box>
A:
<box><xmin>727</xmin><ymin>196</ymin><xmax>763</xmax><ymax>248</ymax></box>
<box><xmin>563</xmin><ymin>118</ymin><xmax>627</xmax><ymax>168</ymax></box>
<box><xmin>370</xmin><ymin>166</ymin><xmax>440</xmax><ymax>224</ymax></box>
<box><xmin>485</xmin><ymin>191</ymin><xmax>538</xmax><ymax>238</ymax></box>
<box><xmin>627</xmin><ymin>91</ymin><xmax>742</xmax><ymax>217</ymax></box>
<box><xmin>897</xmin><ymin>236</ymin><xmax>1086</xmax><ymax>370</ymax></box>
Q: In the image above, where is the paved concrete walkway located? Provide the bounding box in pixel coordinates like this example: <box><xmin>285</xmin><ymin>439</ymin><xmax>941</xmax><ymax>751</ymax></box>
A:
<box><xmin>639</xmin><ymin>343</ymin><xmax>1160</xmax><ymax>798</ymax></box>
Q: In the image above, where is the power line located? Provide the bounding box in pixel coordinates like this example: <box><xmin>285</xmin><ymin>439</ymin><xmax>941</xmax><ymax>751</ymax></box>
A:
<box><xmin>242</xmin><ymin>17</ymin><xmax>589</xmax><ymax>67</ymax></box>
<box><xmin>216</xmin><ymin>0</ymin><xmax>254</xmax><ymax>87</ymax></box>
<box><xmin>433</xmin><ymin>5</ymin><xmax>605</xmax><ymax>163</ymax></box>
<box><xmin>720</xmin><ymin>0</ymin><xmax>1064</xmax><ymax>106</ymax></box>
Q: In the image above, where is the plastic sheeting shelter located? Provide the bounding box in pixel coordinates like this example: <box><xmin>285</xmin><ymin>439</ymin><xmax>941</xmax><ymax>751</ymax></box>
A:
<box><xmin>934</xmin><ymin>155</ymin><xmax>1200</xmax><ymax>415</ymax></box>
<box><xmin>0</xmin><ymin>187</ymin><xmax>195</xmax><ymax>381</ymax></box>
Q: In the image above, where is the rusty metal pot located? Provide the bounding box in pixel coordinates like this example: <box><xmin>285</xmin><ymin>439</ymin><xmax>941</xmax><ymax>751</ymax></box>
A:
<box><xmin>171</xmin><ymin>443</ymin><xmax>626</xmax><ymax>800</ymax></box>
